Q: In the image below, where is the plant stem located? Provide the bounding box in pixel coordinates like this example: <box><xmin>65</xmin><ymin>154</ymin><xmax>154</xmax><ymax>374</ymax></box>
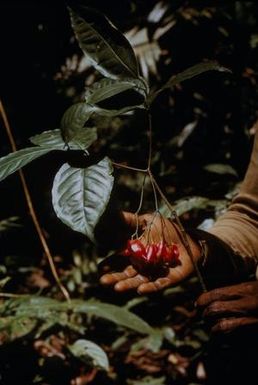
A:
<box><xmin>147</xmin><ymin>112</ymin><xmax>153</xmax><ymax>170</ymax></box>
<box><xmin>112</xmin><ymin>162</ymin><xmax>147</xmax><ymax>173</ymax></box>
<box><xmin>0</xmin><ymin>100</ymin><xmax>70</xmax><ymax>302</ymax></box>
<box><xmin>148</xmin><ymin>171</ymin><xmax>159</xmax><ymax>211</ymax></box>
<box><xmin>131</xmin><ymin>175</ymin><xmax>146</xmax><ymax>239</ymax></box>
<box><xmin>171</xmin><ymin>213</ymin><xmax>207</xmax><ymax>292</ymax></box>
<box><xmin>0</xmin><ymin>292</ymin><xmax>29</xmax><ymax>298</ymax></box>
<box><xmin>151</xmin><ymin>174</ymin><xmax>207</xmax><ymax>292</ymax></box>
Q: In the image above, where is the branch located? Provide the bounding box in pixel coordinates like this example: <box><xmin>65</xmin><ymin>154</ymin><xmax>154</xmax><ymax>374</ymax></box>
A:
<box><xmin>0</xmin><ymin>100</ymin><xmax>70</xmax><ymax>302</ymax></box>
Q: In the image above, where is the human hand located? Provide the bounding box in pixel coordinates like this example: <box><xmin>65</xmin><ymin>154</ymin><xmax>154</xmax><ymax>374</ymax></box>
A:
<box><xmin>196</xmin><ymin>281</ymin><xmax>258</xmax><ymax>333</ymax></box>
<box><xmin>99</xmin><ymin>211</ymin><xmax>201</xmax><ymax>294</ymax></box>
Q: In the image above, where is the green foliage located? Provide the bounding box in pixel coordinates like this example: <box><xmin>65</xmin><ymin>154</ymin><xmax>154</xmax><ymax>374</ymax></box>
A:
<box><xmin>127</xmin><ymin>376</ymin><xmax>166</xmax><ymax>385</ymax></box>
<box><xmin>85</xmin><ymin>78</ymin><xmax>147</xmax><ymax>105</ymax></box>
<box><xmin>68</xmin><ymin>5</ymin><xmax>140</xmax><ymax>80</ymax></box>
<box><xmin>0</xmin><ymin>315</ymin><xmax>38</xmax><ymax>342</ymax></box>
<box><xmin>0</xmin><ymin>295</ymin><xmax>153</xmax><ymax>340</ymax></box>
<box><xmin>204</xmin><ymin>163</ymin><xmax>238</xmax><ymax>177</ymax></box>
<box><xmin>52</xmin><ymin>157</ymin><xmax>114</xmax><ymax>241</ymax></box>
<box><xmin>0</xmin><ymin>4</ymin><xmax>229</xmax><ymax>241</ymax></box>
<box><xmin>0</xmin><ymin>147</ymin><xmax>53</xmax><ymax>181</ymax></box>
<box><xmin>148</xmin><ymin>61</ymin><xmax>231</xmax><ymax>104</ymax></box>
<box><xmin>30</xmin><ymin>127</ymin><xmax>97</xmax><ymax>151</ymax></box>
<box><xmin>0</xmin><ymin>216</ymin><xmax>20</xmax><ymax>232</ymax></box>
<box><xmin>60</xmin><ymin>102</ymin><xmax>94</xmax><ymax>142</ymax></box>
<box><xmin>68</xmin><ymin>339</ymin><xmax>109</xmax><ymax>371</ymax></box>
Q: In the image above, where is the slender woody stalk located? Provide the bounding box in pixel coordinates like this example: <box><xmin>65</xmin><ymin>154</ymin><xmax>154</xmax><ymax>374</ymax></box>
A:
<box><xmin>0</xmin><ymin>100</ymin><xmax>70</xmax><ymax>301</ymax></box>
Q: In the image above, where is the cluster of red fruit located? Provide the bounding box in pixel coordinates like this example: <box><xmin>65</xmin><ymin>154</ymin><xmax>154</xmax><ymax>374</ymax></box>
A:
<box><xmin>121</xmin><ymin>239</ymin><xmax>180</xmax><ymax>271</ymax></box>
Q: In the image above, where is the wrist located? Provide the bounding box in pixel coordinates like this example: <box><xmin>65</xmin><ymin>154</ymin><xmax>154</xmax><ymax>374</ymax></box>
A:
<box><xmin>187</xmin><ymin>228</ymin><xmax>249</xmax><ymax>289</ymax></box>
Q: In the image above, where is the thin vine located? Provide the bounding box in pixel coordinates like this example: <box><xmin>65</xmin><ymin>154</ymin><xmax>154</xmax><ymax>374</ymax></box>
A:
<box><xmin>0</xmin><ymin>100</ymin><xmax>71</xmax><ymax>302</ymax></box>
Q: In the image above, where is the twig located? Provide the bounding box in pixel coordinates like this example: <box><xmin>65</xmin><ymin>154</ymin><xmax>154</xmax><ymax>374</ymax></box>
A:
<box><xmin>151</xmin><ymin>174</ymin><xmax>207</xmax><ymax>292</ymax></box>
<box><xmin>0</xmin><ymin>100</ymin><xmax>70</xmax><ymax>302</ymax></box>
<box><xmin>147</xmin><ymin>112</ymin><xmax>153</xmax><ymax>170</ymax></box>
<box><xmin>148</xmin><ymin>172</ymin><xmax>159</xmax><ymax>211</ymax></box>
<box><xmin>131</xmin><ymin>175</ymin><xmax>147</xmax><ymax>239</ymax></box>
<box><xmin>112</xmin><ymin>161</ymin><xmax>147</xmax><ymax>173</ymax></box>
<box><xmin>0</xmin><ymin>292</ymin><xmax>28</xmax><ymax>298</ymax></box>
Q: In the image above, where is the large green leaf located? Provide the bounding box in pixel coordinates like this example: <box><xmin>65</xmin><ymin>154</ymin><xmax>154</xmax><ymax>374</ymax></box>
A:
<box><xmin>0</xmin><ymin>147</ymin><xmax>53</xmax><ymax>182</ymax></box>
<box><xmin>148</xmin><ymin>61</ymin><xmax>231</xmax><ymax>104</ymax></box>
<box><xmin>72</xmin><ymin>300</ymin><xmax>153</xmax><ymax>335</ymax></box>
<box><xmin>69</xmin><ymin>339</ymin><xmax>109</xmax><ymax>371</ymax></box>
<box><xmin>1</xmin><ymin>296</ymin><xmax>153</xmax><ymax>335</ymax></box>
<box><xmin>61</xmin><ymin>102</ymin><xmax>94</xmax><ymax>143</ymax></box>
<box><xmin>69</xmin><ymin>5</ymin><xmax>139</xmax><ymax>79</ymax></box>
<box><xmin>52</xmin><ymin>157</ymin><xmax>114</xmax><ymax>242</ymax></box>
<box><xmin>30</xmin><ymin>128</ymin><xmax>97</xmax><ymax>151</ymax></box>
<box><xmin>85</xmin><ymin>78</ymin><xmax>147</xmax><ymax>105</ymax></box>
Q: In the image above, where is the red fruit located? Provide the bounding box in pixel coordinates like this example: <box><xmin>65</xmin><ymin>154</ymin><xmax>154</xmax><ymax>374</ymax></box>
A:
<box><xmin>172</xmin><ymin>244</ymin><xmax>180</xmax><ymax>259</ymax></box>
<box><xmin>145</xmin><ymin>244</ymin><xmax>157</xmax><ymax>264</ymax></box>
<box><xmin>121</xmin><ymin>248</ymin><xmax>131</xmax><ymax>257</ymax></box>
<box><xmin>161</xmin><ymin>245</ymin><xmax>173</xmax><ymax>264</ymax></box>
<box><xmin>121</xmin><ymin>237</ymin><xmax>180</xmax><ymax>272</ymax></box>
<box><xmin>156</xmin><ymin>241</ymin><xmax>165</xmax><ymax>258</ymax></box>
<box><xmin>127</xmin><ymin>239</ymin><xmax>146</xmax><ymax>258</ymax></box>
<box><xmin>161</xmin><ymin>244</ymin><xmax>180</xmax><ymax>266</ymax></box>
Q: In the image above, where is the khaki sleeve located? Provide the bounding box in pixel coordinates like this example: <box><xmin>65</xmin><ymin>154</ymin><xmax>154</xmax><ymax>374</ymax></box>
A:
<box><xmin>208</xmin><ymin>129</ymin><xmax>258</xmax><ymax>265</ymax></box>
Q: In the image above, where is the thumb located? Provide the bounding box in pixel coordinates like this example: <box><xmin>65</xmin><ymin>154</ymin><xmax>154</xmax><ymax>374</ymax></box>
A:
<box><xmin>122</xmin><ymin>211</ymin><xmax>139</xmax><ymax>229</ymax></box>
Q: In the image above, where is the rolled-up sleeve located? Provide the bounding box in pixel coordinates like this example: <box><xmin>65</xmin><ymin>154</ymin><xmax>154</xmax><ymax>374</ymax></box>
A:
<box><xmin>208</xmin><ymin>128</ymin><xmax>258</xmax><ymax>267</ymax></box>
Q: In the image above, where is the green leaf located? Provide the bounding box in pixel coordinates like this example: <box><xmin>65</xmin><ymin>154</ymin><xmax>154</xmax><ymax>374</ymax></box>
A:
<box><xmin>0</xmin><ymin>147</ymin><xmax>53</xmax><ymax>182</ymax></box>
<box><xmin>69</xmin><ymin>339</ymin><xmax>109</xmax><ymax>371</ymax></box>
<box><xmin>85</xmin><ymin>78</ymin><xmax>147</xmax><ymax>105</ymax></box>
<box><xmin>1</xmin><ymin>296</ymin><xmax>153</xmax><ymax>335</ymax></box>
<box><xmin>52</xmin><ymin>157</ymin><xmax>114</xmax><ymax>242</ymax></box>
<box><xmin>204</xmin><ymin>163</ymin><xmax>238</xmax><ymax>177</ymax></box>
<box><xmin>127</xmin><ymin>376</ymin><xmax>166</xmax><ymax>385</ymax></box>
<box><xmin>0</xmin><ymin>316</ymin><xmax>37</xmax><ymax>342</ymax></box>
<box><xmin>92</xmin><ymin>104</ymin><xmax>145</xmax><ymax>117</ymax></box>
<box><xmin>30</xmin><ymin>129</ymin><xmax>67</xmax><ymax>149</ymax></box>
<box><xmin>130</xmin><ymin>329</ymin><xmax>163</xmax><ymax>353</ymax></box>
<box><xmin>30</xmin><ymin>128</ymin><xmax>97</xmax><ymax>151</ymax></box>
<box><xmin>72</xmin><ymin>300</ymin><xmax>153</xmax><ymax>335</ymax></box>
<box><xmin>69</xmin><ymin>5</ymin><xmax>139</xmax><ymax>79</ymax></box>
<box><xmin>61</xmin><ymin>102</ymin><xmax>94</xmax><ymax>143</ymax></box>
<box><xmin>0</xmin><ymin>276</ymin><xmax>11</xmax><ymax>289</ymax></box>
<box><xmin>0</xmin><ymin>216</ymin><xmax>20</xmax><ymax>232</ymax></box>
<box><xmin>149</xmin><ymin>61</ymin><xmax>231</xmax><ymax>104</ymax></box>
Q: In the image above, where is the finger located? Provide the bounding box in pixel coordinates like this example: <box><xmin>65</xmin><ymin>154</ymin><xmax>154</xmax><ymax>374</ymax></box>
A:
<box><xmin>100</xmin><ymin>265</ymin><xmax>137</xmax><ymax>285</ymax></box>
<box><xmin>137</xmin><ymin>266</ymin><xmax>189</xmax><ymax>294</ymax></box>
<box><xmin>137</xmin><ymin>277</ymin><xmax>173</xmax><ymax>294</ymax></box>
<box><xmin>197</xmin><ymin>282</ymin><xmax>258</xmax><ymax>307</ymax></box>
<box><xmin>122</xmin><ymin>211</ymin><xmax>138</xmax><ymax>229</ymax></box>
<box><xmin>203</xmin><ymin>297</ymin><xmax>258</xmax><ymax>318</ymax></box>
<box><xmin>114</xmin><ymin>274</ymin><xmax>148</xmax><ymax>291</ymax></box>
<box><xmin>211</xmin><ymin>316</ymin><xmax>258</xmax><ymax>333</ymax></box>
<box><xmin>196</xmin><ymin>287</ymin><xmax>242</xmax><ymax>307</ymax></box>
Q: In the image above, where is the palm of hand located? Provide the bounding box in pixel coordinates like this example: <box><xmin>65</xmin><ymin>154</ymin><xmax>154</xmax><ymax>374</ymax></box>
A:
<box><xmin>100</xmin><ymin>212</ymin><xmax>201</xmax><ymax>294</ymax></box>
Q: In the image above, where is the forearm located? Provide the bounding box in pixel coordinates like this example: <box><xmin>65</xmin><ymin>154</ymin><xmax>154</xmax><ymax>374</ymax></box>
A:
<box><xmin>206</xmin><ymin>130</ymin><xmax>258</xmax><ymax>277</ymax></box>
